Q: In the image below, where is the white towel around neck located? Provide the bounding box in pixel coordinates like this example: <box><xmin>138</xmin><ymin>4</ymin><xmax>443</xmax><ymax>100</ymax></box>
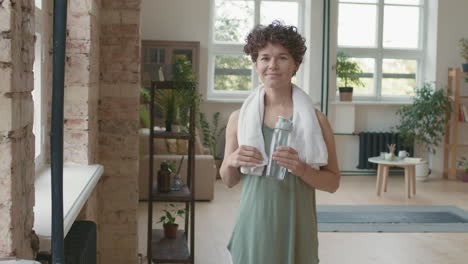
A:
<box><xmin>237</xmin><ymin>84</ymin><xmax>328</xmax><ymax>176</ymax></box>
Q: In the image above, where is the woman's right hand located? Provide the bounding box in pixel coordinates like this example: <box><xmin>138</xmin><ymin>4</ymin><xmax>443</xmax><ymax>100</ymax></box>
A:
<box><xmin>226</xmin><ymin>145</ymin><xmax>264</xmax><ymax>168</ymax></box>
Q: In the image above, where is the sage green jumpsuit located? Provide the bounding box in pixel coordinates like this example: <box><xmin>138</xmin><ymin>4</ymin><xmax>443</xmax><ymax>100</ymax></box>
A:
<box><xmin>227</xmin><ymin>123</ymin><xmax>320</xmax><ymax>264</ymax></box>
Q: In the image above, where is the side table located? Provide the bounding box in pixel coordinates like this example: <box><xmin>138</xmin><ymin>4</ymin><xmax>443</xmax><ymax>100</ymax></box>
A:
<box><xmin>368</xmin><ymin>157</ymin><xmax>427</xmax><ymax>199</ymax></box>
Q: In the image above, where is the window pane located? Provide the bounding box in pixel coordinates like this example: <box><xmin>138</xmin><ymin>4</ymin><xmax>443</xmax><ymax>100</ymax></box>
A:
<box><xmin>260</xmin><ymin>2</ymin><xmax>299</xmax><ymax>27</ymax></box>
<box><xmin>383</xmin><ymin>6</ymin><xmax>420</xmax><ymax>49</ymax></box>
<box><xmin>214</xmin><ymin>55</ymin><xmax>252</xmax><ymax>91</ymax></box>
<box><xmin>385</xmin><ymin>0</ymin><xmax>420</xmax><ymax>5</ymax></box>
<box><xmin>338</xmin><ymin>4</ymin><xmax>377</xmax><ymax>47</ymax></box>
<box><xmin>33</xmin><ymin>34</ymin><xmax>42</xmax><ymax>158</ymax></box>
<box><xmin>382</xmin><ymin>59</ymin><xmax>417</xmax><ymax>96</ymax></box>
<box><xmin>339</xmin><ymin>58</ymin><xmax>375</xmax><ymax>96</ymax></box>
<box><xmin>214</xmin><ymin>0</ymin><xmax>254</xmax><ymax>42</ymax></box>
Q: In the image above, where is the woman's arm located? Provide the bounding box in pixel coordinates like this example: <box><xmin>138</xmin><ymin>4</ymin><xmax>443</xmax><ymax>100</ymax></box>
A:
<box><xmin>272</xmin><ymin>109</ymin><xmax>340</xmax><ymax>193</ymax></box>
<box><xmin>219</xmin><ymin>110</ymin><xmax>264</xmax><ymax>188</ymax></box>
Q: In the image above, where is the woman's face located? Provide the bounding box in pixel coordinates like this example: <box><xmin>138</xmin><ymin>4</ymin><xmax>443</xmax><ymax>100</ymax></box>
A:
<box><xmin>254</xmin><ymin>42</ymin><xmax>299</xmax><ymax>89</ymax></box>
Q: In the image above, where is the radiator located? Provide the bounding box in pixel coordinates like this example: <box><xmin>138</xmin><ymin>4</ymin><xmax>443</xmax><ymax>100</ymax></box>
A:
<box><xmin>64</xmin><ymin>221</ymin><xmax>97</xmax><ymax>264</ymax></box>
<box><xmin>357</xmin><ymin>132</ymin><xmax>413</xmax><ymax>170</ymax></box>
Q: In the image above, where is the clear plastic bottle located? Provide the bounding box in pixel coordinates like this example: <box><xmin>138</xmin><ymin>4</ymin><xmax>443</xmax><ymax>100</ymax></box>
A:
<box><xmin>266</xmin><ymin>116</ymin><xmax>293</xmax><ymax>180</ymax></box>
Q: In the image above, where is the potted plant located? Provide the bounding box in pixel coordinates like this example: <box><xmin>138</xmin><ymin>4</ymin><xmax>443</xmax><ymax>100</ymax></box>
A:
<box><xmin>140</xmin><ymin>87</ymin><xmax>152</xmax><ymax>129</ymax></box>
<box><xmin>336</xmin><ymin>51</ymin><xmax>364</xmax><ymax>101</ymax></box>
<box><xmin>172</xmin><ymin>57</ymin><xmax>202</xmax><ymax>135</ymax></box>
<box><xmin>157</xmin><ymin>203</ymin><xmax>186</xmax><ymax>239</ymax></box>
<box><xmin>198</xmin><ymin>112</ymin><xmax>226</xmax><ymax>179</ymax></box>
<box><xmin>457</xmin><ymin>156</ymin><xmax>468</xmax><ymax>182</ymax></box>
<box><xmin>395</xmin><ymin>82</ymin><xmax>452</xmax><ymax>180</ymax></box>
<box><xmin>459</xmin><ymin>38</ymin><xmax>468</xmax><ymax>72</ymax></box>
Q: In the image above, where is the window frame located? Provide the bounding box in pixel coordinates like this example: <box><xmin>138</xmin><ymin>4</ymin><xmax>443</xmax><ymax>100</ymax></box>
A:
<box><xmin>336</xmin><ymin>0</ymin><xmax>427</xmax><ymax>101</ymax></box>
<box><xmin>208</xmin><ymin>0</ymin><xmax>307</xmax><ymax>102</ymax></box>
<box><xmin>33</xmin><ymin>0</ymin><xmax>46</xmax><ymax>170</ymax></box>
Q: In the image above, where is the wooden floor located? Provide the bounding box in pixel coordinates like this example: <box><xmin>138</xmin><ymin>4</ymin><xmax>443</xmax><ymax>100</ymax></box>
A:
<box><xmin>137</xmin><ymin>175</ymin><xmax>468</xmax><ymax>264</ymax></box>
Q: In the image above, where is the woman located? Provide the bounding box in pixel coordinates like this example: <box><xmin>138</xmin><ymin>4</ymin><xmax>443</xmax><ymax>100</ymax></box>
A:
<box><xmin>220</xmin><ymin>21</ymin><xmax>340</xmax><ymax>264</ymax></box>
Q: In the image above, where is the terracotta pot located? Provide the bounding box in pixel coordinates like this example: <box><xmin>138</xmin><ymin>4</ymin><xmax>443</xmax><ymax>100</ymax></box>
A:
<box><xmin>461</xmin><ymin>172</ymin><xmax>468</xmax><ymax>182</ymax></box>
<box><xmin>163</xmin><ymin>223</ymin><xmax>178</xmax><ymax>239</ymax></box>
<box><xmin>215</xmin><ymin>159</ymin><xmax>223</xmax><ymax>179</ymax></box>
<box><xmin>339</xmin><ymin>87</ymin><xmax>353</xmax><ymax>101</ymax></box>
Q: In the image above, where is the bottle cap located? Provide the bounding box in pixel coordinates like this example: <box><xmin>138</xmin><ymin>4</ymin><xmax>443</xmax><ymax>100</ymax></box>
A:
<box><xmin>274</xmin><ymin>116</ymin><xmax>293</xmax><ymax>131</ymax></box>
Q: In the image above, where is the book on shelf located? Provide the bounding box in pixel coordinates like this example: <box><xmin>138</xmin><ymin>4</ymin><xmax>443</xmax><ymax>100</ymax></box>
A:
<box><xmin>459</xmin><ymin>104</ymin><xmax>466</xmax><ymax>122</ymax></box>
<box><xmin>462</xmin><ymin>104</ymin><xmax>468</xmax><ymax>122</ymax></box>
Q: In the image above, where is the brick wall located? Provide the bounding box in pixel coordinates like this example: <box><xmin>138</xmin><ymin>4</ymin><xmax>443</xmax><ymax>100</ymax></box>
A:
<box><xmin>64</xmin><ymin>0</ymin><xmax>100</xmax><ymax>164</ymax></box>
<box><xmin>0</xmin><ymin>0</ymin><xmax>36</xmax><ymax>258</ymax></box>
<box><xmin>98</xmin><ymin>0</ymin><xmax>140</xmax><ymax>263</ymax></box>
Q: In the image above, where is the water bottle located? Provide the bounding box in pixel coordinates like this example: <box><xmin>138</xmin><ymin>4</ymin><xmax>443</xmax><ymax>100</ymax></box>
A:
<box><xmin>266</xmin><ymin>116</ymin><xmax>293</xmax><ymax>180</ymax></box>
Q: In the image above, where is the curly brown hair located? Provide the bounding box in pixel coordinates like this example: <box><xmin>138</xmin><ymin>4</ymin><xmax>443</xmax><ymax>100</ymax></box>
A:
<box><xmin>244</xmin><ymin>21</ymin><xmax>307</xmax><ymax>65</ymax></box>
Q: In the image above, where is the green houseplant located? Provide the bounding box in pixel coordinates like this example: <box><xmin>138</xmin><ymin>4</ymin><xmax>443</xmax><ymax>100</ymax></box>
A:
<box><xmin>198</xmin><ymin>112</ymin><xmax>226</xmax><ymax>178</ymax></box>
<box><xmin>157</xmin><ymin>203</ymin><xmax>187</xmax><ymax>239</ymax></box>
<box><xmin>459</xmin><ymin>38</ymin><xmax>468</xmax><ymax>72</ymax></box>
<box><xmin>140</xmin><ymin>57</ymin><xmax>202</xmax><ymax>133</ymax></box>
<box><xmin>170</xmin><ymin>56</ymin><xmax>202</xmax><ymax>134</ymax></box>
<box><xmin>395</xmin><ymin>83</ymin><xmax>452</xmax><ymax>155</ymax></box>
<box><xmin>336</xmin><ymin>51</ymin><xmax>364</xmax><ymax>101</ymax></box>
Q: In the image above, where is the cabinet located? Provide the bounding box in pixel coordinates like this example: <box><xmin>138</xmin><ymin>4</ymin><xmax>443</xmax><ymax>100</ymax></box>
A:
<box><xmin>146</xmin><ymin>81</ymin><xmax>196</xmax><ymax>263</ymax></box>
<box><xmin>443</xmin><ymin>68</ymin><xmax>468</xmax><ymax>180</ymax></box>
<box><xmin>141</xmin><ymin>40</ymin><xmax>200</xmax><ymax>88</ymax></box>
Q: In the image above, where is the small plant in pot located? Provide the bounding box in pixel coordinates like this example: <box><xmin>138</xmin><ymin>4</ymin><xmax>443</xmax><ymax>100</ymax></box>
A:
<box><xmin>157</xmin><ymin>203</ymin><xmax>186</xmax><ymax>239</ymax></box>
<box><xmin>459</xmin><ymin>38</ymin><xmax>468</xmax><ymax>73</ymax></box>
<box><xmin>199</xmin><ymin>112</ymin><xmax>226</xmax><ymax>179</ymax></box>
<box><xmin>457</xmin><ymin>156</ymin><xmax>468</xmax><ymax>182</ymax></box>
<box><xmin>336</xmin><ymin>51</ymin><xmax>364</xmax><ymax>101</ymax></box>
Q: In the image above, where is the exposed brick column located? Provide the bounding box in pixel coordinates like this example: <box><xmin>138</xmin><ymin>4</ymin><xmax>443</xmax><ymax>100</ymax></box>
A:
<box><xmin>64</xmin><ymin>0</ymin><xmax>100</xmax><ymax>164</ymax></box>
<box><xmin>0</xmin><ymin>0</ymin><xmax>36</xmax><ymax>259</ymax></box>
<box><xmin>98</xmin><ymin>0</ymin><xmax>140</xmax><ymax>263</ymax></box>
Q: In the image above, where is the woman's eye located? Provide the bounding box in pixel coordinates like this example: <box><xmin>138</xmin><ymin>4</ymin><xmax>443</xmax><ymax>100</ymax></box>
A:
<box><xmin>261</xmin><ymin>57</ymin><xmax>269</xmax><ymax>61</ymax></box>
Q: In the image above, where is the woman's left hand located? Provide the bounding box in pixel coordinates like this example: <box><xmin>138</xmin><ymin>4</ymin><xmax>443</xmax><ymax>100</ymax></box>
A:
<box><xmin>272</xmin><ymin>146</ymin><xmax>307</xmax><ymax>178</ymax></box>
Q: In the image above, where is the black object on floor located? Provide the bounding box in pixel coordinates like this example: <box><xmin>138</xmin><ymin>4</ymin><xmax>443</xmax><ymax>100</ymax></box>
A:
<box><xmin>64</xmin><ymin>221</ymin><xmax>97</xmax><ymax>264</ymax></box>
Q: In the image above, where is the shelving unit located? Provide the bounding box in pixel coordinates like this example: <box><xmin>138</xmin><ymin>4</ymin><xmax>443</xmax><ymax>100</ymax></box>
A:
<box><xmin>147</xmin><ymin>81</ymin><xmax>196</xmax><ymax>263</ymax></box>
<box><xmin>443</xmin><ymin>68</ymin><xmax>468</xmax><ymax>180</ymax></box>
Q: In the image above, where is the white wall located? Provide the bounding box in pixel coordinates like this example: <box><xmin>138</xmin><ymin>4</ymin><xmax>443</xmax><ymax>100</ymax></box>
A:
<box><xmin>431</xmin><ymin>0</ymin><xmax>468</xmax><ymax>177</ymax></box>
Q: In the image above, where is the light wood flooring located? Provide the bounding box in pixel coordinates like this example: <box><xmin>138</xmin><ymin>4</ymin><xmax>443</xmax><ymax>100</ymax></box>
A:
<box><xmin>137</xmin><ymin>175</ymin><xmax>468</xmax><ymax>264</ymax></box>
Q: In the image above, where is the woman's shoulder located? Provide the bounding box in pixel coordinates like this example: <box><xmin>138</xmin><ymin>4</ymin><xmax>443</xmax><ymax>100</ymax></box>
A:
<box><xmin>226</xmin><ymin>109</ymin><xmax>241</xmax><ymax>133</ymax></box>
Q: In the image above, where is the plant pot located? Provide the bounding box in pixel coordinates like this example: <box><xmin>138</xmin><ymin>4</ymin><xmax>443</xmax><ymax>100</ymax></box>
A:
<box><xmin>339</xmin><ymin>87</ymin><xmax>353</xmax><ymax>101</ymax></box>
<box><xmin>462</xmin><ymin>63</ymin><xmax>468</xmax><ymax>73</ymax></box>
<box><xmin>460</xmin><ymin>172</ymin><xmax>468</xmax><ymax>182</ymax></box>
<box><xmin>415</xmin><ymin>163</ymin><xmax>429</xmax><ymax>182</ymax></box>
<box><xmin>215</xmin><ymin>159</ymin><xmax>223</xmax><ymax>179</ymax></box>
<box><xmin>163</xmin><ymin>223</ymin><xmax>178</xmax><ymax>239</ymax></box>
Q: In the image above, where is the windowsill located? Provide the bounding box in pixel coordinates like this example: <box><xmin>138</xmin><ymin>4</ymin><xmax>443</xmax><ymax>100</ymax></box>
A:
<box><xmin>33</xmin><ymin>163</ymin><xmax>104</xmax><ymax>252</ymax></box>
<box><xmin>331</xmin><ymin>100</ymin><xmax>412</xmax><ymax>105</ymax></box>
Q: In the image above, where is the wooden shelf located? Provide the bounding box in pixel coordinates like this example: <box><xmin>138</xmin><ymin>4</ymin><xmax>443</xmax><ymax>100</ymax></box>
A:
<box><xmin>152</xmin><ymin>182</ymin><xmax>192</xmax><ymax>202</ymax></box>
<box><xmin>443</xmin><ymin>68</ymin><xmax>467</xmax><ymax>181</ymax></box>
<box><xmin>146</xmin><ymin>62</ymin><xmax>197</xmax><ymax>263</ymax></box>
<box><xmin>153</xmin><ymin>131</ymin><xmax>192</xmax><ymax>139</ymax></box>
<box><xmin>150</xmin><ymin>229</ymin><xmax>191</xmax><ymax>263</ymax></box>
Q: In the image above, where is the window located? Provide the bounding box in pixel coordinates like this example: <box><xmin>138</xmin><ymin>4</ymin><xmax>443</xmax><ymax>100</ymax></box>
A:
<box><xmin>33</xmin><ymin>0</ymin><xmax>45</xmax><ymax>169</ymax></box>
<box><xmin>208</xmin><ymin>0</ymin><xmax>305</xmax><ymax>101</ymax></box>
<box><xmin>337</xmin><ymin>0</ymin><xmax>426</xmax><ymax>100</ymax></box>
